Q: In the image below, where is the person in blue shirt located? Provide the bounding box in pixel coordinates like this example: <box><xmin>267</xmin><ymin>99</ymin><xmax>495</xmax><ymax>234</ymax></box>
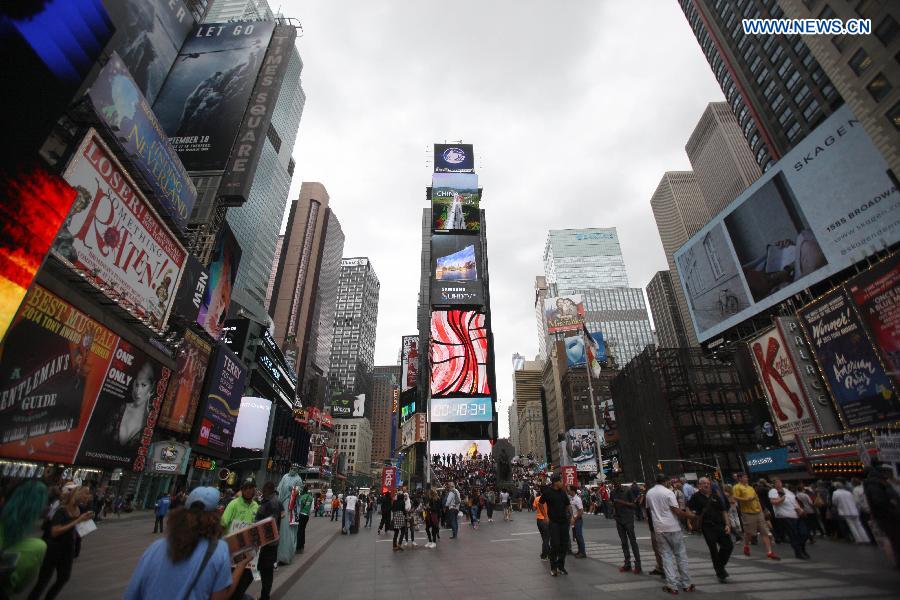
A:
<box><xmin>125</xmin><ymin>487</ymin><xmax>251</xmax><ymax>600</ymax></box>
<box><xmin>153</xmin><ymin>493</ymin><xmax>171</xmax><ymax>534</ymax></box>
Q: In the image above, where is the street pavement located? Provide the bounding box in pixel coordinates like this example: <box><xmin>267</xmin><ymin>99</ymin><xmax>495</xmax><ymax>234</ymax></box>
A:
<box><xmin>51</xmin><ymin>509</ymin><xmax>900</xmax><ymax>599</ymax></box>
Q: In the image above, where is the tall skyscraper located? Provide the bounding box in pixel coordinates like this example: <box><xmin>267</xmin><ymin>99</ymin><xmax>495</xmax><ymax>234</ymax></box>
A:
<box><xmin>778</xmin><ymin>1</ymin><xmax>900</xmax><ymax>179</ymax></box>
<box><xmin>371</xmin><ymin>365</ymin><xmax>400</xmax><ymax>465</ymax></box>
<box><xmin>264</xmin><ymin>234</ymin><xmax>283</xmax><ymax>313</ymax></box>
<box><xmin>203</xmin><ymin>0</ymin><xmax>274</xmax><ymax>21</ymax></box>
<box><xmin>333</xmin><ymin>418</ymin><xmax>373</xmax><ymax>477</ymax></box>
<box><xmin>650</xmin><ymin>172</ymin><xmax>708</xmax><ymax>347</ymax></box>
<box><xmin>534</xmin><ymin>276</ymin><xmax>549</xmax><ymax>360</ymax></box>
<box><xmin>679</xmin><ymin>0</ymin><xmax>843</xmax><ymax>170</ymax></box>
<box><xmin>543</xmin><ymin>228</ymin><xmax>629</xmax><ymax>293</ymax></box>
<box><xmin>646</xmin><ymin>270</ymin><xmax>690</xmax><ymax>349</ymax></box>
<box><xmin>269</xmin><ymin>183</ymin><xmax>344</xmax><ymax>408</ymax></box>
<box><xmin>328</xmin><ymin>257</ymin><xmax>380</xmax><ymax>406</ymax></box>
<box><xmin>685</xmin><ymin>102</ymin><xmax>762</xmax><ymax>214</ymax></box>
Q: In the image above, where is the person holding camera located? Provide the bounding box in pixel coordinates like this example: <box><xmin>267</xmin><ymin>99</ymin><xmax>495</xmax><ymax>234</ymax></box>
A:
<box><xmin>768</xmin><ymin>478</ymin><xmax>809</xmax><ymax>560</ymax></box>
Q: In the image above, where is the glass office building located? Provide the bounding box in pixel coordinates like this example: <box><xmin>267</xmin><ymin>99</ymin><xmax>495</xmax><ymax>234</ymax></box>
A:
<box><xmin>543</xmin><ymin>228</ymin><xmax>629</xmax><ymax>293</ymax></box>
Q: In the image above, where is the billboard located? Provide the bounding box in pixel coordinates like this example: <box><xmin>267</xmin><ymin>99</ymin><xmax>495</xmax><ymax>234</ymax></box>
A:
<box><xmin>847</xmin><ymin>255</ymin><xmax>900</xmax><ymax>388</ymax></box>
<box><xmin>544</xmin><ymin>295</ymin><xmax>585</xmax><ymax>333</ymax></box>
<box><xmin>0</xmin><ymin>163</ymin><xmax>77</xmax><ymax>343</ymax></box>
<box><xmin>157</xmin><ymin>329</ymin><xmax>212</xmax><ymax>434</ymax></box>
<box><xmin>432</xmin><ymin>173</ymin><xmax>480</xmax><ymax>233</ymax></box>
<box><xmin>675</xmin><ymin>105</ymin><xmax>900</xmax><ymax>342</ymax></box>
<box><xmin>566</xmin><ymin>429</ymin><xmax>599</xmax><ymax>472</ymax></box>
<box><xmin>103</xmin><ymin>0</ymin><xmax>195</xmax><ymax>104</ymax></box>
<box><xmin>0</xmin><ymin>286</ymin><xmax>116</xmax><ymax>464</ymax></box>
<box><xmin>170</xmin><ymin>255</ymin><xmax>209</xmax><ymax>323</ymax></box>
<box><xmin>564</xmin><ymin>332</ymin><xmax>606</xmax><ymax>368</ymax></box>
<box><xmin>197</xmin><ymin>223</ymin><xmax>242</xmax><ymax>340</ymax></box>
<box><xmin>748</xmin><ymin>326</ymin><xmax>820</xmax><ymax>444</ymax></box>
<box><xmin>430</xmin><ymin>439</ymin><xmax>492</xmax><ymax>458</ymax></box>
<box><xmin>53</xmin><ymin>130</ymin><xmax>187</xmax><ymax>333</ymax></box>
<box><xmin>434</xmin><ymin>144</ymin><xmax>474</xmax><ymax>173</ymax></box>
<box><xmin>329</xmin><ymin>392</ymin><xmax>364</xmax><ymax>418</ymax></box>
<box><xmin>429</xmin><ymin>396</ymin><xmax>492</xmax><ymax>423</ymax></box>
<box><xmin>147</xmin><ymin>440</ymin><xmax>192</xmax><ymax>475</ymax></box>
<box><xmin>153</xmin><ymin>21</ymin><xmax>276</xmax><ymax>172</ymax></box>
<box><xmin>217</xmin><ymin>24</ymin><xmax>296</xmax><ymax>206</ymax></box>
<box><xmin>193</xmin><ymin>345</ymin><xmax>246</xmax><ymax>458</ymax></box>
<box><xmin>745</xmin><ymin>447</ymin><xmax>793</xmax><ymax>474</ymax></box>
<box><xmin>431</xmin><ymin>235</ymin><xmax>483</xmax><ymax>305</ymax></box>
<box><xmin>798</xmin><ymin>288</ymin><xmax>900</xmax><ymax>428</ymax></box>
<box><xmin>430</xmin><ymin>310</ymin><xmax>491</xmax><ymax>396</ymax></box>
<box><xmin>381</xmin><ymin>466</ymin><xmax>397</xmax><ymax>493</ymax></box>
<box><xmin>561</xmin><ymin>466</ymin><xmax>578</xmax><ymax>487</ymax></box>
<box><xmin>232</xmin><ymin>396</ymin><xmax>272</xmax><ymax>451</ymax></box>
<box><xmin>87</xmin><ymin>52</ymin><xmax>196</xmax><ymax>231</ymax></box>
<box><xmin>400</xmin><ymin>414</ymin><xmax>426</xmax><ymax>447</ymax></box>
<box><xmin>401</xmin><ymin>335</ymin><xmax>419</xmax><ymax>392</ymax></box>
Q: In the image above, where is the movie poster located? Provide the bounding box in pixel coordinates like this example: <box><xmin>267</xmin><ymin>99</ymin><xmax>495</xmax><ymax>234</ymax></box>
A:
<box><xmin>798</xmin><ymin>288</ymin><xmax>900</xmax><ymax>428</ymax></box>
<box><xmin>193</xmin><ymin>345</ymin><xmax>246</xmax><ymax>458</ymax></box>
<box><xmin>197</xmin><ymin>223</ymin><xmax>242</xmax><ymax>340</ymax></box>
<box><xmin>0</xmin><ymin>286</ymin><xmax>117</xmax><ymax>464</ymax></box>
<box><xmin>401</xmin><ymin>335</ymin><xmax>418</xmax><ymax>392</ymax></box>
<box><xmin>544</xmin><ymin>295</ymin><xmax>585</xmax><ymax>333</ymax></box>
<box><xmin>848</xmin><ymin>256</ymin><xmax>900</xmax><ymax>388</ymax></box>
<box><xmin>76</xmin><ymin>339</ymin><xmax>170</xmax><ymax>471</ymax></box>
<box><xmin>158</xmin><ymin>329</ymin><xmax>212</xmax><ymax>434</ymax></box>
<box><xmin>53</xmin><ymin>130</ymin><xmax>186</xmax><ymax>333</ymax></box>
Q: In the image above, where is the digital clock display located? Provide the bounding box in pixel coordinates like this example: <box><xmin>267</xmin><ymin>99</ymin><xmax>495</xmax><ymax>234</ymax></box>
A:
<box><xmin>429</xmin><ymin>396</ymin><xmax>492</xmax><ymax>422</ymax></box>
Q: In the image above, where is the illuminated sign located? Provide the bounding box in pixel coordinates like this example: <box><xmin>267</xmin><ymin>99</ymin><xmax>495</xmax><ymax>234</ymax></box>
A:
<box><xmin>429</xmin><ymin>397</ymin><xmax>492</xmax><ymax>422</ymax></box>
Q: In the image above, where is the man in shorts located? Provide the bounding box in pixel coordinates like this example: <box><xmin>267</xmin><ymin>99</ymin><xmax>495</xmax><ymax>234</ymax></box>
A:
<box><xmin>732</xmin><ymin>473</ymin><xmax>779</xmax><ymax>560</ymax></box>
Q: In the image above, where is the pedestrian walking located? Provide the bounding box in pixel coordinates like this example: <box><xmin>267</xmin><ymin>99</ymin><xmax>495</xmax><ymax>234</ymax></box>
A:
<box><xmin>533</xmin><ymin>491</ymin><xmax>551</xmax><ymax>560</ymax></box>
<box><xmin>342</xmin><ymin>489</ymin><xmax>358</xmax><ymax>535</ymax></box>
<box><xmin>832</xmin><ymin>480</ymin><xmax>870</xmax><ymax>544</ymax></box>
<box><xmin>567</xmin><ymin>486</ymin><xmax>586</xmax><ymax>558</ymax></box>
<box><xmin>864</xmin><ymin>462</ymin><xmax>900</xmax><ymax>568</ymax></box>
<box><xmin>610</xmin><ymin>477</ymin><xmax>641</xmax><ymax>574</ymax></box>
<box><xmin>378</xmin><ymin>491</ymin><xmax>393</xmax><ymax>534</ymax></box>
<box><xmin>445</xmin><ymin>482</ymin><xmax>461</xmax><ymax>539</ymax></box>
<box><xmin>364</xmin><ymin>494</ymin><xmax>375</xmax><ymax>528</ymax></box>
<box><xmin>28</xmin><ymin>485</ymin><xmax>93</xmax><ymax>600</ymax></box>
<box><xmin>485</xmin><ymin>488</ymin><xmax>496</xmax><ymax>522</ymax></box>
<box><xmin>124</xmin><ymin>487</ymin><xmax>251</xmax><ymax>600</ymax></box>
<box><xmin>1</xmin><ymin>481</ymin><xmax>49</xmax><ymax>598</ymax></box>
<box><xmin>425</xmin><ymin>490</ymin><xmax>441</xmax><ymax>548</ymax></box>
<box><xmin>220</xmin><ymin>478</ymin><xmax>259</xmax><ymax>600</ymax></box>
<box><xmin>539</xmin><ymin>474</ymin><xmax>571</xmax><ymax>577</ymax></box>
<box><xmin>391</xmin><ymin>489</ymin><xmax>408</xmax><ymax>551</ymax></box>
<box><xmin>153</xmin><ymin>493</ymin><xmax>171</xmax><ymax>534</ymax></box>
<box><xmin>687</xmin><ymin>477</ymin><xmax>733</xmax><ymax>582</ymax></box>
<box><xmin>502</xmin><ymin>488</ymin><xmax>513</xmax><ymax>521</ymax></box>
<box><xmin>768</xmin><ymin>479</ymin><xmax>810</xmax><ymax>559</ymax></box>
<box><xmin>295</xmin><ymin>486</ymin><xmax>313</xmax><ymax>553</ymax></box>
<box><xmin>851</xmin><ymin>478</ymin><xmax>875</xmax><ymax>544</ymax></box>
<box><xmin>795</xmin><ymin>486</ymin><xmax>820</xmax><ymax>544</ymax></box>
<box><xmin>646</xmin><ymin>474</ymin><xmax>695</xmax><ymax>595</ymax></box>
<box><xmin>641</xmin><ymin>486</ymin><xmax>665</xmax><ymax>577</ymax></box>
<box><xmin>722</xmin><ymin>485</ymin><xmax>744</xmax><ymax>543</ymax></box>
<box><xmin>732</xmin><ymin>472</ymin><xmax>779</xmax><ymax>560</ymax></box>
<box><xmin>255</xmin><ymin>482</ymin><xmax>283</xmax><ymax>600</ymax></box>
<box><xmin>330</xmin><ymin>495</ymin><xmax>341</xmax><ymax>522</ymax></box>
<box><xmin>402</xmin><ymin>490</ymin><xmax>418</xmax><ymax>547</ymax></box>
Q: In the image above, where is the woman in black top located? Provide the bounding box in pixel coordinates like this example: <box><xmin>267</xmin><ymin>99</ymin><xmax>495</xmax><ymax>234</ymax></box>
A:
<box><xmin>254</xmin><ymin>482</ymin><xmax>284</xmax><ymax>600</ymax></box>
<box><xmin>391</xmin><ymin>492</ymin><xmax>408</xmax><ymax>551</ymax></box>
<box><xmin>28</xmin><ymin>486</ymin><xmax>93</xmax><ymax>600</ymax></box>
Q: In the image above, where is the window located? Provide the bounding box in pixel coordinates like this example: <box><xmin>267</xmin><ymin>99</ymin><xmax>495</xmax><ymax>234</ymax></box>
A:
<box><xmin>702</xmin><ymin>234</ymin><xmax>725</xmax><ymax>280</ymax></box>
<box><xmin>875</xmin><ymin>15</ymin><xmax>899</xmax><ymax>46</ymax></box>
<box><xmin>749</xmin><ymin>55</ymin><xmax>762</xmax><ymax>74</ymax></box>
<box><xmin>786</xmin><ymin>71</ymin><xmax>801</xmax><ymax>90</ymax></box>
<box><xmin>786</xmin><ymin>121</ymin><xmax>802</xmax><ymax>141</ymax></box>
<box><xmin>803</xmin><ymin>98</ymin><xmax>821</xmax><ymax>121</ymax></box>
<box><xmin>756</xmin><ymin>68</ymin><xmax>769</xmax><ymax>85</ymax></box>
<box><xmin>771</xmin><ymin>93</ymin><xmax>785</xmax><ymax>111</ymax></box>
<box><xmin>794</xmin><ymin>85</ymin><xmax>810</xmax><ymax>105</ymax></box>
<box><xmin>770</xmin><ymin>45</ymin><xmax>784</xmax><ymax>64</ymax></box>
<box><xmin>802</xmin><ymin>0</ymin><xmax>817</xmax><ymax>9</ymax></box>
<box><xmin>756</xmin><ymin>146</ymin><xmax>769</xmax><ymax>165</ymax></box>
<box><xmin>855</xmin><ymin>0</ymin><xmax>875</xmax><ymax>19</ymax></box>
<box><xmin>763</xmin><ymin>79</ymin><xmax>777</xmax><ymax>99</ymax></box>
<box><xmin>777</xmin><ymin>56</ymin><xmax>792</xmax><ymax>78</ymax></box>
<box><xmin>847</xmin><ymin>48</ymin><xmax>872</xmax><ymax>76</ymax></box>
<box><xmin>832</xmin><ymin>34</ymin><xmax>848</xmax><ymax>53</ymax></box>
<box><xmin>887</xmin><ymin>100</ymin><xmax>900</xmax><ymax>130</ymax></box>
<box><xmin>778</xmin><ymin>107</ymin><xmax>793</xmax><ymax>125</ymax></box>
<box><xmin>867</xmin><ymin>73</ymin><xmax>893</xmax><ymax>102</ymax></box>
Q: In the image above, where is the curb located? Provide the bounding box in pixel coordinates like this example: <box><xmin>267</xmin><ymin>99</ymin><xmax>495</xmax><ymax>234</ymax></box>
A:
<box><xmin>269</xmin><ymin>527</ymin><xmax>341</xmax><ymax>599</ymax></box>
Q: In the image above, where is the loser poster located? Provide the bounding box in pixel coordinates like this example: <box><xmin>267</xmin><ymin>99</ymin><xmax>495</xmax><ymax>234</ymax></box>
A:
<box><xmin>76</xmin><ymin>340</ymin><xmax>170</xmax><ymax>471</ymax></box>
<box><xmin>0</xmin><ymin>286</ymin><xmax>117</xmax><ymax>464</ymax></box>
<box><xmin>848</xmin><ymin>256</ymin><xmax>900</xmax><ymax>388</ymax></box>
<box><xmin>53</xmin><ymin>130</ymin><xmax>186</xmax><ymax>333</ymax></box>
<box><xmin>798</xmin><ymin>288</ymin><xmax>900</xmax><ymax>428</ymax></box>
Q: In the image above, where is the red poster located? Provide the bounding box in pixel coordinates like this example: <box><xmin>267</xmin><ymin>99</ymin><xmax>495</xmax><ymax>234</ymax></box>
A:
<box><xmin>561</xmin><ymin>466</ymin><xmax>577</xmax><ymax>488</ymax></box>
<box><xmin>381</xmin><ymin>466</ymin><xmax>397</xmax><ymax>493</ymax></box>
<box><xmin>848</xmin><ymin>256</ymin><xmax>900</xmax><ymax>388</ymax></box>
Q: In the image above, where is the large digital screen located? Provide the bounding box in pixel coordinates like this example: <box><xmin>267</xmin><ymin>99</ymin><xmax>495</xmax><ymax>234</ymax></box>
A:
<box><xmin>430</xmin><ymin>439</ymin><xmax>492</xmax><ymax>458</ymax></box>
<box><xmin>675</xmin><ymin>105</ymin><xmax>900</xmax><ymax>343</ymax></box>
<box><xmin>401</xmin><ymin>335</ymin><xmax>419</xmax><ymax>392</ymax></box>
<box><xmin>434</xmin><ymin>144</ymin><xmax>474</xmax><ymax>173</ymax></box>
<box><xmin>431</xmin><ymin>235</ymin><xmax>483</xmax><ymax>305</ymax></box>
<box><xmin>432</xmin><ymin>173</ymin><xmax>480</xmax><ymax>233</ymax></box>
<box><xmin>430</xmin><ymin>310</ymin><xmax>491</xmax><ymax>397</ymax></box>
<box><xmin>430</xmin><ymin>396</ymin><xmax>492</xmax><ymax>422</ymax></box>
<box><xmin>197</xmin><ymin>224</ymin><xmax>242</xmax><ymax>340</ymax></box>
<box><xmin>544</xmin><ymin>295</ymin><xmax>585</xmax><ymax>333</ymax></box>
<box><xmin>193</xmin><ymin>345</ymin><xmax>246</xmax><ymax>458</ymax></box>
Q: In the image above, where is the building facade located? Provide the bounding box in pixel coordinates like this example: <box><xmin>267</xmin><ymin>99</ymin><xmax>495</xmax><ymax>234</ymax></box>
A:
<box><xmin>580</xmin><ymin>287</ymin><xmax>654</xmax><ymax>369</ymax></box>
<box><xmin>518</xmin><ymin>401</ymin><xmax>548</xmax><ymax>462</ymax></box>
<box><xmin>679</xmin><ymin>0</ymin><xmax>843</xmax><ymax>171</ymax></box>
<box><xmin>328</xmin><ymin>258</ymin><xmax>380</xmax><ymax>408</ymax></box>
<box><xmin>203</xmin><ymin>0</ymin><xmax>274</xmax><ymax>21</ymax></box>
<box><xmin>646</xmin><ymin>270</ymin><xmax>690</xmax><ymax>349</ymax></box>
<box><xmin>534</xmin><ymin>276</ymin><xmax>550</xmax><ymax>360</ymax></box>
<box><xmin>543</xmin><ymin>228</ymin><xmax>629</xmax><ymax>294</ymax></box>
<box><xmin>371</xmin><ymin>365</ymin><xmax>400</xmax><ymax>465</ymax></box>
<box><xmin>334</xmin><ymin>418</ymin><xmax>373</xmax><ymax>477</ymax></box>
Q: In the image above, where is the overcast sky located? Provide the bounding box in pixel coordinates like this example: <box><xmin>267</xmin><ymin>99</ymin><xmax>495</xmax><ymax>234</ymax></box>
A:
<box><xmin>280</xmin><ymin>1</ymin><xmax>724</xmax><ymax>438</ymax></box>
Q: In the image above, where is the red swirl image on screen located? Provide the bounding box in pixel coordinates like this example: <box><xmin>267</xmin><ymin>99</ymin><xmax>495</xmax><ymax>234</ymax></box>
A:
<box><xmin>430</xmin><ymin>310</ymin><xmax>490</xmax><ymax>396</ymax></box>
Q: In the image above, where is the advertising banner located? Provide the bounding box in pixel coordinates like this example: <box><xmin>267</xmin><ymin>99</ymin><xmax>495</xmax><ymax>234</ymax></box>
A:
<box><xmin>401</xmin><ymin>335</ymin><xmax>419</xmax><ymax>392</ymax></box>
<box><xmin>170</xmin><ymin>255</ymin><xmax>209</xmax><ymax>323</ymax></box>
<box><xmin>748</xmin><ymin>326</ymin><xmax>820</xmax><ymax>444</ymax></box>
<box><xmin>434</xmin><ymin>144</ymin><xmax>474</xmax><ymax>173</ymax></box>
<box><xmin>798</xmin><ymin>288</ymin><xmax>900</xmax><ymax>428</ymax></box>
<box><xmin>675</xmin><ymin>106</ymin><xmax>900</xmax><ymax>342</ymax></box>
<box><xmin>399</xmin><ymin>389</ymin><xmax>416</xmax><ymax>424</ymax></box>
<box><xmin>381</xmin><ymin>466</ymin><xmax>397</xmax><ymax>493</ymax></box>
<box><xmin>329</xmin><ymin>392</ymin><xmax>355</xmax><ymax>418</ymax></box>
<box><xmin>197</xmin><ymin>223</ymin><xmax>242</xmax><ymax>340</ymax></box>
<box><xmin>847</xmin><ymin>255</ymin><xmax>900</xmax><ymax>388</ymax></box>
<box><xmin>75</xmin><ymin>338</ymin><xmax>170</xmax><ymax>471</ymax></box>
<box><xmin>429</xmin><ymin>396</ymin><xmax>492</xmax><ymax>422</ymax></box>
<box><xmin>566</xmin><ymin>429</ymin><xmax>599</xmax><ymax>472</ymax></box>
<box><xmin>561</xmin><ymin>465</ymin><xmax>577</xmax><ymax>488</ymax></box>
<box><xmin>232</xmin><ymin>396</ymin><xmax>272</xmax><ymax>451</ymax></box>
<box><xmin>544</xmin><ymin>295</ymin><xmax>585</xmax><ymax>333</ymax></box>
<box><xmin>104</xmin><ymin>0</ymin><xmax>195</xmax><ymax>104</ymax></box>
<box><xmin>400</xmin><ymin>417</ymin><xmax>416</xmax><ymax>448</ymax></box>
<box><xmin>218</xmin><ymin>24</ymin><xmax>296</xmax><ymax>206</ymax></box>
<box><xmin>432</xmin><ymin>173</ymin><xmax>480</xmax><ymax>233</ymax></box>
<box><xmin>744</xmin><ymin>447</ymin><xmax>792</xmax><ymax>474</ymax></box>
<box><xmin>0</xmin><ymin>163</ymin><xmax>77</xmax><ymax>343</ymax></box>
<box><xmin>147</xmin><ymin>440</ymin><xmax>192</xmax><ymax>475</ymax></box>
<box><xmin>431</xmin><ymin>235</ymin><xmax>483</xmax><ymax>305</ymax></box>
<box><xmin>429</xmin><ymin>439</ymin><xmax>492</xmax><ymax>458</ymax></box>
<box><xmin>0</xmin><ymin>286</ymin><xmax>117</xmax><ymax>464</ymax></box>
<box><xmin>194</xmin><ymin>345</ymin><xmax>246</xmax><ymax>458</ymax></box>
<box><xmin>157</xmin><ymin>329</ymin><xmax>212</xmax><ymax>434</ymax></box>
<box><xmin>564</xmin><ymin>332</ymin><xmax>606</xmax><ymax>368</ymax></box>
<box><xmin>153</xmin><ymin>21</ymin><xmax>276</xmax><ymax>172</ymax></box>
<box><xmin>54</xmin><ymin>130</ymin><xmax>186</xmax><ymax>333</ymax></box>
<box><xmin>87</xmin><ymin>52</ymin><xmax>196</xmax><ymax>231</ymax></box>
<box><xmin>430</xmin><ymin>310</ymin><xmax>491</xmax><ymax>397</ymax></box>
<box><xmin>415</xmin><ymin>412</ymin><xmax>427</xmax><ymax>444</ymax></box>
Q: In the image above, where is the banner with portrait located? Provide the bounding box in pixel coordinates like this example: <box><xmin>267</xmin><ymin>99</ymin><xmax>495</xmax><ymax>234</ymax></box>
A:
<box><xmin>157</xmin><ymin>329</ymin><xmax>212</xmax><ymax>434</ymax></box>
<box><xmin>847</xmin><ymin>255</ymin><xmax>900</xmax><ymax>389</ymax></box>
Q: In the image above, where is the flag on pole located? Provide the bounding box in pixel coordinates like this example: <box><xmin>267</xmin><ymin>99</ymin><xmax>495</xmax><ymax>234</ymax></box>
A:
<box><xmin>583</xmin><ymin>325</ymin><xmax>604</xmax><ymax>379</ymax></box>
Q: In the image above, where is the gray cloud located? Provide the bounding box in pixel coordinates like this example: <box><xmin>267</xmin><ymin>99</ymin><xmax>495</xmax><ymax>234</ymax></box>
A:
<box><xmin>280</xmin><ymin>0</ymin><xmax>724</xmax><ymax>437</ymax></box>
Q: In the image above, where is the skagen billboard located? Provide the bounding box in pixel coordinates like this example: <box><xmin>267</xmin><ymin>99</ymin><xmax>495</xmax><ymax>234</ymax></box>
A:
<box><xmin>675</xmin><ymin>105</ymin><xmax>899</xmax><ymax>343</ymax></box>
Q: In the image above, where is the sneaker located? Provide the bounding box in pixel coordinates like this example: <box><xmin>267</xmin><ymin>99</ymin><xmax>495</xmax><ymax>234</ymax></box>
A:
<box><xmin>662</xmin><ymin>586</ymin><xmax>679</xmax><ymax>595</ymax></box>
<box><xmin>633</xmin><ymin>567</ymin><xmax>642</xmax><ymax>575</ymax></box>
<box><xmin>392</xmin><ymin>546</ymin><xmax>399</xmax><ymax>552</ymax></box>
<box><xmin>558</xmin><ymin>568</ymin><xmax>568</xmax><ymax>575</ymax></box>
<box><xmin>618</xmin><ymin>565</ymin><xmax>632</xmax><ymax>573</ymax></box>
<box><xmin>742</xmin><ymin>544</ymin><xmax>750</xmax><ymax>556</ymax></box>
<box><xmin>551</xmin><ymin>569</ymin><xmax>558</xmax><ymax>577</ymax></box>
<box><xmin>649</xmin><ymin>568</ymin><xmax>664</xmax><ymax>577</ymax></box>
<box><xmin>574</xmin><ymin>552</ymin><xmax>586</xmax><ymax>558</ymax></box>
<box><xmin>767</xmin><ymin>552</ymin><xmax>780</xmax><ymax>561</ymax></box>
<box><xmin>682</xmin><ymin>584</ymin><xmax>695</xmax><ymax>593</ymax></box>
<box><xmin>411</xmin><ymin>542</ymin><xmax>418</xmax><ymax>547</ymax></box>
<box><xmin>717</xmin><ymin>576</ymin><xmax>729</xmax><ymax>584</ymax></box>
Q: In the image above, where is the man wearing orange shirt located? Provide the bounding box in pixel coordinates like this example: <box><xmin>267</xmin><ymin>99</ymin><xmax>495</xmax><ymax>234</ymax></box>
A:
<box><xmin>534</xmin><ymin>491</ymin><xmax>550</xmax><ymax>560</ymax></box>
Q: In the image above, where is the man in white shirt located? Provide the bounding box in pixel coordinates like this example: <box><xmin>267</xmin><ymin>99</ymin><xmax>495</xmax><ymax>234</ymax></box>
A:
<box><xmin>342</xmin><ymin>490</ymin><xmax>358</xmax><ymax>535</ymax></box>
<box><xmin>768</xmin><ymin>479</ymin><xmax>808</xmax><ymax>559</ymax></box>
<box><xmin>567</xmin><ymin>486</ymin><xmax>586</xmax><ymax>558</ymax></box>
<box><xmin>646</xmin><ymin>474</ymin><xmax>695</xmax><ymax>594</ymax></box>
<box><xmin>832</xmin><ymin>479</ymin><xmax>870</xmax><ymax>544</ymax></box>
<box><xmin>500</xmin><ymin>489</ymin><xmax>512</xmax><ymax>521</ymax></box>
